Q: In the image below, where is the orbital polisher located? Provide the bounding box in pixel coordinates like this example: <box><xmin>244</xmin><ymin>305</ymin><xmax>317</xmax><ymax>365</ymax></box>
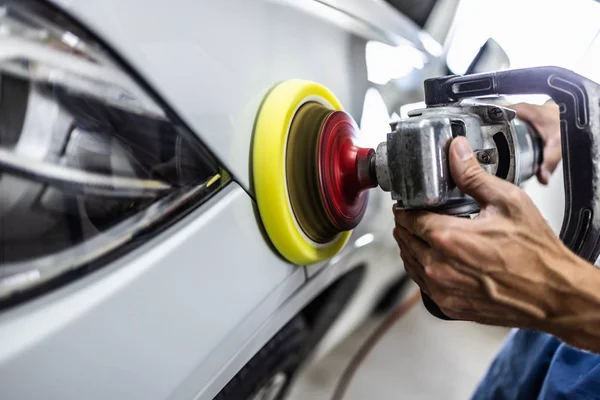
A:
<box><xmin>253</xmin><ymin>67</ymin><xmax>600</xmax><ymax>319</ymax></box>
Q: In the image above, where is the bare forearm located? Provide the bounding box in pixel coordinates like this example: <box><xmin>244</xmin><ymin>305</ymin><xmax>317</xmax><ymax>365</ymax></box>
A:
<box><xmin>534</xmin><ymin>254</ymin><xmax>600</xmax><ymax>353</ymax></box>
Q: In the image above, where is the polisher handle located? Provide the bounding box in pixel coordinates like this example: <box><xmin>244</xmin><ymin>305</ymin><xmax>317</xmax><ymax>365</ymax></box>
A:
<box><xmin>421</xmin><ymin>291</ymin><xmax>452</xmax><ymax>320</ymax></box>
<box><xmin>420</xmin><ymin>66</ymin><xmax>600</xmax><ymax>320</ymax></box>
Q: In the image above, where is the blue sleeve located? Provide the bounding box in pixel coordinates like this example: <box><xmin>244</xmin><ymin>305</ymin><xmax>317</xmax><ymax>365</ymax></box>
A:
<box><xmin>472</xmin><ymin>329</ymin><xmax>561</xmax><ymax>400</ymax></box>
<box><xmin>472</xmin><ymin>328</ymin><xmax>600</xmax><ymax>400</ymax></box>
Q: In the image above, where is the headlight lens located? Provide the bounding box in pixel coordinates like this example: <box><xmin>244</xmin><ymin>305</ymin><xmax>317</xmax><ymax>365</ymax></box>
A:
<box><xmin>0</xmin><ymin>2</ymin><xmax>227</xmax><ymax>303</ymax></box>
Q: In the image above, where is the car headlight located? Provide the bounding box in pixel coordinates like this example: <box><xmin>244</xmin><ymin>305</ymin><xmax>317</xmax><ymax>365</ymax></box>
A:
<box><xmin>0</xmin><ymin>1</ymin><xmax>228</xmax><ymax>305</ymax></box>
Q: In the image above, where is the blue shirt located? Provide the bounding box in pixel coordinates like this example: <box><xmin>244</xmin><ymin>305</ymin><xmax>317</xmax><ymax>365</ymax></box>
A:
<box><xmin>472</xmin><ymin>328</ymin><xmax>600</xmax><ymax>399</ymax></box>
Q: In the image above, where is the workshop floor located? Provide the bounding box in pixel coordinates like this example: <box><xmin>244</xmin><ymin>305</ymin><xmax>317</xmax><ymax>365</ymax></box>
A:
<box><xmin>287</xmin><ymin>285</ymin><xmax>510</xmax><ymax>400</ymax></box>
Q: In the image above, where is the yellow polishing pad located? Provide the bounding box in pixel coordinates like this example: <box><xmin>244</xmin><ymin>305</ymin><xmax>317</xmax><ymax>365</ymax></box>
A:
<box><xmin>253</xmin><ymin>80</ymin><xmax>352</xmax><ymax>265</ymax></box>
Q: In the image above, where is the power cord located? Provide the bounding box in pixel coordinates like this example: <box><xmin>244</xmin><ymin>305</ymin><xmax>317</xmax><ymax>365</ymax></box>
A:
<box><xmin>331</xmin><ymin>289</ymin><xmax>422</xmax><ymax>400</ymax></box>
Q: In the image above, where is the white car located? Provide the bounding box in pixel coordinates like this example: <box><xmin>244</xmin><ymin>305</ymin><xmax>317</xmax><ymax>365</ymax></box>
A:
<box><xmin>0</xmin><ymin>1</ymin><xmax>456</xmax><ymax>399</ymax></box>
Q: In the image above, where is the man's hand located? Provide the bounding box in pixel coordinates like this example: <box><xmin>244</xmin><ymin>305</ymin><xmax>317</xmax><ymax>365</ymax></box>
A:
<box><xmin>509</xmin><ymin>102</ymin><xmax>561</xmax><ymax>185</ymax></box>
<box><xmin>393</xmin><ymin>137</ymin><xmax>600</xmax><ymax>343</ymax></box>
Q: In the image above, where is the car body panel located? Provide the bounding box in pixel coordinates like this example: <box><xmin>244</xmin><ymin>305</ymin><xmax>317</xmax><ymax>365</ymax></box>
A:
<box><xmin>0</xmin><ymin>184</ymin><xmax>304</xmax><ymax>400</ymax></box>
<box><xmin>175</xmin><ymin>227</ymin><xmax>401</xmax><ymax>400</ymax></box>
<box><xmin>48</xmin><ymin>0</ymin><xmax>438</xmax><ymax>192</ymax></box>
<box><xmin>1</xmin><ymin>1</ymin><xmax>452</xmax><ymax>398</ymax></box>
<box><xmin>275</xmin><ymin>0</ymin><xmax>429</xmax><ymax>49</ymax></box>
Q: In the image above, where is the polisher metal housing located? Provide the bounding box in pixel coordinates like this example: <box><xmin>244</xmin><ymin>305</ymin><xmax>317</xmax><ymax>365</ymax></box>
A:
<box><xmin>372</xmin><ymin>104</ymin><xmax>542</xmax><ymax>215</ymax></box>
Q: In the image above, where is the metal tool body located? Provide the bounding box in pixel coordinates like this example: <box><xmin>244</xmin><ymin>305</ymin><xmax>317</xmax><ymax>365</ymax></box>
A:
<box><xmin>373</xmin><ymin>104</ymin><xmax>542</xmax><ymax>215</ymax></box>
<box><xmin>366</xmin><ymin>102</ymin><xmax>543</xmax><ymax>319</ymax></box>
<box><xmin>366</xmin><ymin>67</ymin><xmax>600</xmax><ymax>319</ymax></box>
<box><xmin>424</xmin><ymin>67</ymin><xmax>600</xmax><ymax>265</ymax></box>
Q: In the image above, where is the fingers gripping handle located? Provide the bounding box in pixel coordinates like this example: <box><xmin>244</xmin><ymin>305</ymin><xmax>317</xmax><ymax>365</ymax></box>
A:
<box><xmin>422</xmin><ymin>67</ymin><xmax>600</xmax><ymax>320</ymax></box>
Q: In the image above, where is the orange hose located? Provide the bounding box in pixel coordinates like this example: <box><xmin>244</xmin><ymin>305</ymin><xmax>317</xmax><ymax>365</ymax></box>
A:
<box><xmin>331</xmin><ymin>289</ymin><xmax>422</xmax><ymax>400</ymax></box>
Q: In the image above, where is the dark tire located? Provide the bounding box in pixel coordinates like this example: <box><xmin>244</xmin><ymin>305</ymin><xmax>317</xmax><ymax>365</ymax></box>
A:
<box><xmin>300</xmin><ymin>267</ymin><xmax>365</xmax><ymax>358</ymax></box>
<box><xmin>213</xmin><ymin>316</ymin><xmax>308</xmax><ymax>400</ymax></box>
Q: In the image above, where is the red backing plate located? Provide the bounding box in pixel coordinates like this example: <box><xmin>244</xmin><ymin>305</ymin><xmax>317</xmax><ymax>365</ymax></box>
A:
<box><xmin>318</xmin><ymin>111</ymin><xmax>371</xmax><ymax>231</ymax></box>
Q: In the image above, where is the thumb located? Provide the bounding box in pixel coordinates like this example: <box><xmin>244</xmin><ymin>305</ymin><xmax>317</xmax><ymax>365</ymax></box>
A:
<box><xmin>449</xmin><ymin>137</ymin><xmax>510</xmax><ymax>205</ymax></box>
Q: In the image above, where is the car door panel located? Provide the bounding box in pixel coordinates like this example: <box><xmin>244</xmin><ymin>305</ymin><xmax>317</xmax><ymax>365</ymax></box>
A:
<box><xmin>0</xmin><ymin>183</ymin><xmax>304</xmax><ymax>400</ymax></box>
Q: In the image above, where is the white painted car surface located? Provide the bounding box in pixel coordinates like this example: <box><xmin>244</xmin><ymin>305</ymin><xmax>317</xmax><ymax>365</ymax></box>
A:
<box><xmin>0</xmin><ymin>1</ymin><xmax>453</xmax><ymax>399</ymax></box>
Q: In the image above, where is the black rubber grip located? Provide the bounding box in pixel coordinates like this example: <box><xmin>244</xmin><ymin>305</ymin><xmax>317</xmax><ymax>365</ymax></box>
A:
<box><xmin>421</xmin><ymin>291</ymin><xmax>452</xmax><ymax>320</ymax></box>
